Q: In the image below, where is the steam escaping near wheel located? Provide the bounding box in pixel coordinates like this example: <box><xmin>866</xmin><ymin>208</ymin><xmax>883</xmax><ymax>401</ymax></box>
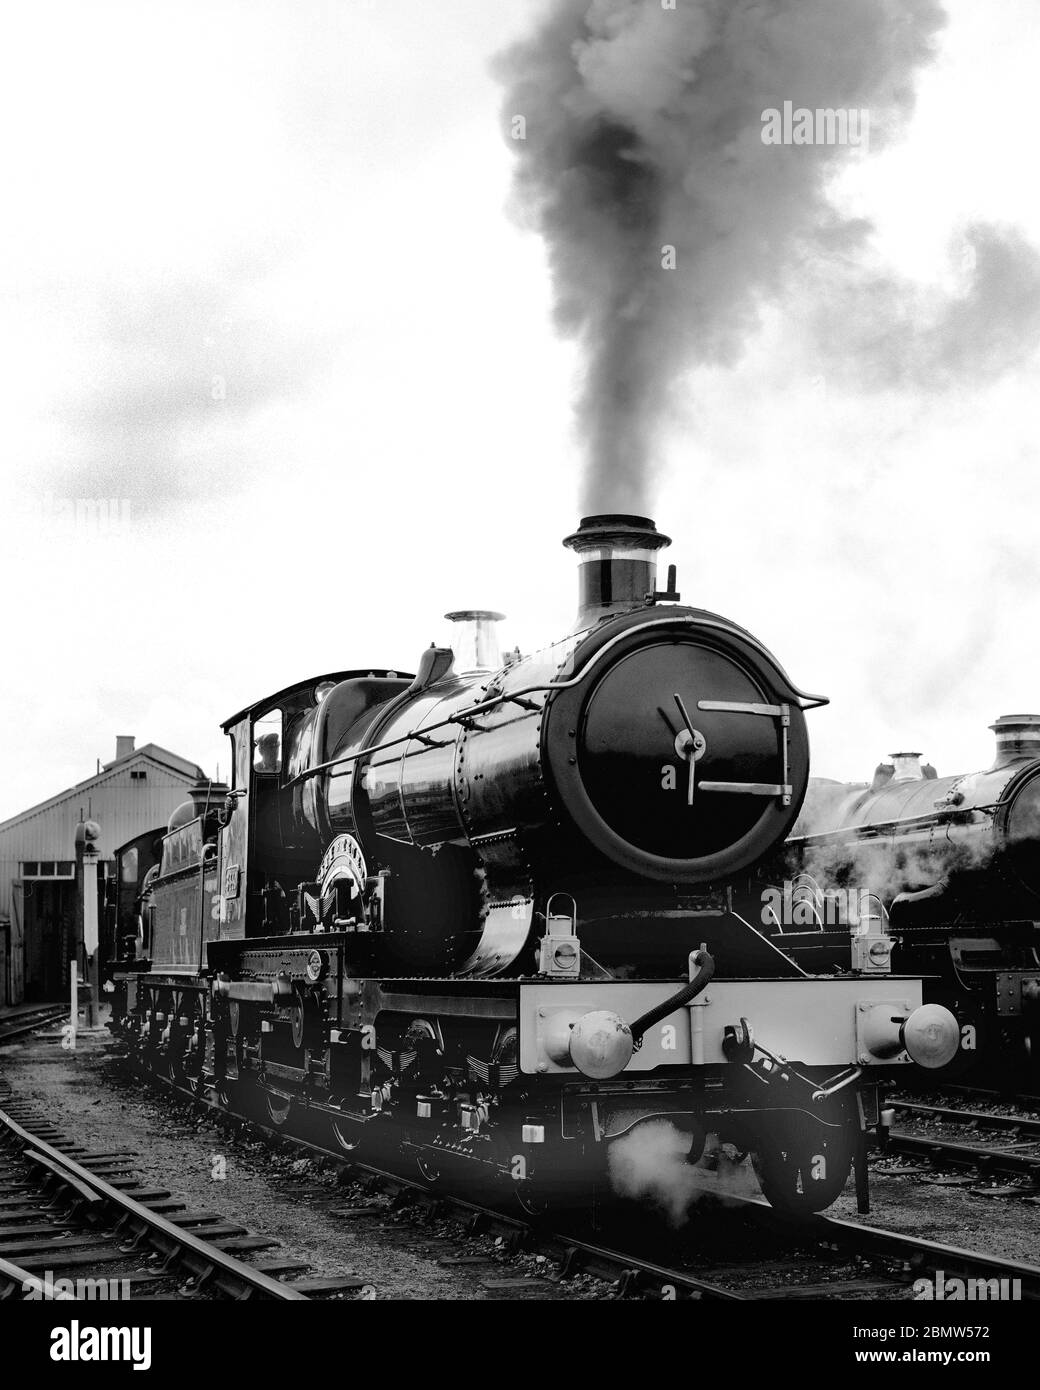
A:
<box><xmin>606</xmin><ymin>1119</ymin><xmax>757</xmax><ymax>1226</ymax></box>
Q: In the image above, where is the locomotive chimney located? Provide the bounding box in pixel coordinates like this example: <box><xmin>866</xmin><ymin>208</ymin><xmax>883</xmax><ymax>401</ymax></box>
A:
<box><xmin>188</xmin><ymin>777</ymin><xmax>230</xmax><ymax>818</ymax></box>
<box><xmin>562</xmin><ymin>514</ymin><xmax>672</xmax><ymax>631</ymax></box>
<box><xmin>989</xmin><ymin>714</ymin><xmax>1040</xmax><ymax>769</ymax></box>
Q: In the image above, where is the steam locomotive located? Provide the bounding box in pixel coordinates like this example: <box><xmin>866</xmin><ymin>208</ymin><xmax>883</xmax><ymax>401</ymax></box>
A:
<box><xmin>774</xmin><ymin>718</ymin><xmax>1040</xmax><ymax>1078</ymax></box>
<box><xmin>110</xmin><ymin>515</ymin><xmax>959</xmax><ymax>1216</ymax></box>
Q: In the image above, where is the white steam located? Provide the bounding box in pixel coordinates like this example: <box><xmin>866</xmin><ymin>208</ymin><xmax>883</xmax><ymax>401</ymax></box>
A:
<box><xmin>607</xmin><ymin>1120</ymin><xmax>758</xmax><ymax>1225</ymax></box>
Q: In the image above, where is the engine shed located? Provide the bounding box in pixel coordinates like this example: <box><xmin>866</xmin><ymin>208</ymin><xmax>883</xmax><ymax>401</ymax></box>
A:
<box><xmin>0</xmin><ymin>737</ymin><xmax>206</xmax><ymax>1006</ymax></box>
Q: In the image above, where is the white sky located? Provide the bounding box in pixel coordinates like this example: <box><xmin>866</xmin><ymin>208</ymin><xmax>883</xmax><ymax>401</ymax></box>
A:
<box><xmin>1</xmin><ymin>0</ymin><xmax>1038</xmax><ymax>820</ymax></box>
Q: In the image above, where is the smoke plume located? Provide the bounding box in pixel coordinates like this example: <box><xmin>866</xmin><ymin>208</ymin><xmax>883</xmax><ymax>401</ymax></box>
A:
<box><xmin>807</xmin><ymin>223</ymin><xmax>1040</xmax><ymax>390</ymax></box>
<box><xmin>497</xmin><ymin>1</ymin><xmax>1040</xmax><ymax>513</ymax></box>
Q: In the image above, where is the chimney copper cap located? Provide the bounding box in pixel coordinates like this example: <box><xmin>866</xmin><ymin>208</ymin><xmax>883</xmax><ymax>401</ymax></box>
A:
<box><xmin>988</xmin><ymin>715</ymin><xmax>1040</xmax><ymax>770</ymax></box>
<box><xmin>563</xmin><ymin>514</ymin><xmax>671</xmax><ymax>553</ymax></box>
<box><xmin>989</xmin><ymin>714</ymin><xmax>1040</xmax><ymax>733</ymax></box>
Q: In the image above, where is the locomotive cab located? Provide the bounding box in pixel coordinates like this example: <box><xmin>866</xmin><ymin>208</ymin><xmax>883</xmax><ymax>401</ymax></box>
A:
<box><xmin>214</xmin><ymin>670</ymin><xmax>412</xmax><ymax>950</ymax></box>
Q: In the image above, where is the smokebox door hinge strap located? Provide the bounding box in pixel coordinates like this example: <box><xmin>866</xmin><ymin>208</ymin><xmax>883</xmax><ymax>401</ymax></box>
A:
<box><xmin>698</xmin><ymin>701</ymin><xmax>784</xmax><ymax>718</ymax></box>
<box><xmin>695</xmin><ymin>700</ymin><xmax>793</xmax><ymax>806</ymax></box>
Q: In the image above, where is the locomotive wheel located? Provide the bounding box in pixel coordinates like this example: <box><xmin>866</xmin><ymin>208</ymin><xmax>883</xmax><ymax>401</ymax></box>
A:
<box><xmin>214</xmin><ymin>1078</ymin><xmax>235</xmax><ymax>1111</ymax></box>
<box><xmin>181</xmin><ymin>1038</ymin><xmax>205</xmax><ymax>1095</ymax></box>
<box><xmin>330</xmin><ymin>1115</ymin><xmax>362</xmax><ymax>1153</ymax></box>
<box><xmin>186</xmin><ymin>1069</ymin><xmax>209</xmax><ymax>1101</ymax></box>
<box><xmin>166</xmin><ymin>1022</ymin><xmax>190</xmax><ymax>1086</ymax></box>
<box><xmin>514</xmin><ymin>1179</ymin><xmax>553</xmax><ymax>1217</ymax></box>
<box><xmin>265</xmin><ymin>1090</ymin><xmax>293</xmax><ymax>1128</ymax></box>
<box><xmin>415</xmin><ymin>1153</ymin><xmax>442</xmax><ymax>1185</ymax></box>
<box><xmin>214</xmin><ymin>1067</ymin><xmax>253</xmax><ymax>1116</ymax></box>
<box><xmin>167</xmin><ymin>1049</ymin><xmax>188</xmax><ymax>1086</ymax></box>
<box><xmin>751</xmin><ymin>1098</ymin><xmax>856</xmax><ymax>1215</ymax></box>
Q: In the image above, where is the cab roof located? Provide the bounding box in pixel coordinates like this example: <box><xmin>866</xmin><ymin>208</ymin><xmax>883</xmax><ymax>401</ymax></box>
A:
<box><xmin>220</xmin><ymin>669</ymin><xmax>410</xmax><ymax>732</ymax></box>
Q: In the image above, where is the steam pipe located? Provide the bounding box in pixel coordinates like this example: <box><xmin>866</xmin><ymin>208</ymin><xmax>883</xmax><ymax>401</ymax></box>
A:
<box><xmin>629</xmin><ymin>949</ymin><xmax>715</xmax><ymax>1044</ymax></box>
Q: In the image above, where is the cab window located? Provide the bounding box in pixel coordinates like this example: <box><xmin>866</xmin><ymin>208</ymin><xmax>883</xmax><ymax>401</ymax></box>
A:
<box><xmin>122</xmin><ymin>847</ymin><xmax>139</xmax><ymax>884</ymax></box>
<box><xmin>253</xmin><ymin>708</ymin><xmax>283</xmax><ymax>774</ymax></box>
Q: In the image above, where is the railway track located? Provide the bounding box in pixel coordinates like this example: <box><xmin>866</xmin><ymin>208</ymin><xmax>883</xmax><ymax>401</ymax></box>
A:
<box><xmin>0</xmin><ymin>1079</ymin><xmax>371</xmax><ymax>1301</ymax></box>
<box><xmin>940</xmin><ymin>1083</ymin><xmax>1040</xmax><ymax>1111</ymax></box>
<box><xmin>108</xmin><ymin>1049</ymin><xmax>1040</xmax><ymax>1301</ymax></box>
<box><xmin>887</xmin><ymin>1095</ymin><xmax>1040</xmax><ymax>1189</ymax></box>
<box><xmin>0</xmin><ymin>1006</ymin><xmax>70</xmax><ymax>1046</ymax></box>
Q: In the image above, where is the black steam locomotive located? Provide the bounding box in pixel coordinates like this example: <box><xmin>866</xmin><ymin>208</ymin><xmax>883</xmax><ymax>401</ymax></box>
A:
<box><xmin>110</xmin><ymin>516</ymin><xmax>959</xmax><ymax>1215</ymax></box>
<box><xmin>774</xmin><ymin>718</ymin><xmax>1040</xmax><ymax>1078</ymax></box>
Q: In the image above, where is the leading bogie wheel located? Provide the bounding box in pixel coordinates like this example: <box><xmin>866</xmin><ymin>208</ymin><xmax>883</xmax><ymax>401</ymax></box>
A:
<box><xmin>752</xmin><ymin>1098</ymin><xmax>856</xmax><ymax>1215</ymax></box>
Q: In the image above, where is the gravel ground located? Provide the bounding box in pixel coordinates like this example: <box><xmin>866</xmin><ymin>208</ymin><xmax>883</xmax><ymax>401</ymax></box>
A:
<box><xmin>829</xmin><ymin>1128</ymin><xmax>1040</xmax><ymax>1268</ymax></box>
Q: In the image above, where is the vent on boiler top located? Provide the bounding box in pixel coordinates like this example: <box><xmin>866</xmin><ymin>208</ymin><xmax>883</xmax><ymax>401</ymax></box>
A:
<box><xmin>989</xmin><ymin>714</ymin><xmax>1040</xmax><ymax>769</ymax></box>
<box><xmin>562</xmin><ymin>514</ymin><xmax>676</xmax><ymax>631</ymax></box>
<box><xmin>889</xmin><ymin>752</ymin><xmax>923</xmax><ymax>782</ymax></box>
<box><xmin>444</xmin><ymin>610</ymin><xmax>504</xmax><ymax>676</ymax></box>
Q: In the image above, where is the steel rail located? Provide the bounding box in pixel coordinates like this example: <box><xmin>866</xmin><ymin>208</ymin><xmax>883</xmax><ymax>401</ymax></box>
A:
<box><xmin>0</xmin><ymin>1007</ymin><xmax>69</xmax><ymax>1044</ymax></box>
<box><xmin>0</xmin><ymin>1106</ymin><xmax>307</xmax><ymax>1301</ymax></box>
<box><xmin>892</xmin><ymin>1099</ymin><xmax>1040</xmax><ymax>1138</ymax></box>
<box><xmin>0</xmin><ymin>1253</ymin><xmax>73</xmax><ymax>1300</ymax></box>
<box><xmin>545</xmin><ymin>1233</ymin><xmax>747</xmax><ymax>1301</ymax></box>
<box><xmin>940</xmin><ymin>1083</ymin><xmax>1040</xmax><ymax>1111</ymax></box>
<box><xmin>719</xmin><ymin>1193</ymin><xmax>1040</xmax><ymax>1296</ymax></box>
<box><xmin>887</xmin><ymin>1129</ymin><xmax>1040</xmax><ymax>1181</ymax></box>
<box><xmin>808</xmin><ymin>1207</ymin><xmax>1040</xmax><ymax>1295</ymax></box>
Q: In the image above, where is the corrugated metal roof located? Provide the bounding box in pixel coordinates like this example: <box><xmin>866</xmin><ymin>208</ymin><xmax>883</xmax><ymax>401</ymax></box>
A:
<box><xmin>101</xmin><ymin>742</ymin><xmax>202</xmax><ymax>777</ymax></box>
<box><xmin>0</xmin><ymin>747</ymin><xmax>206</xmax><ymax>923</ymax></box>
<box><xmin>0</xmin><ymin>746</ymin><xmax>205</xmax><ymax>833</ymax></box>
